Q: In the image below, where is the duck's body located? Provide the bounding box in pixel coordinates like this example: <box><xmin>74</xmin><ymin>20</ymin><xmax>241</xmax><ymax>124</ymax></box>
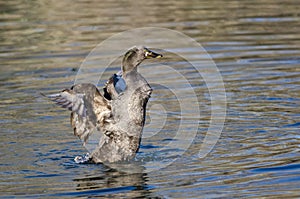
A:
<box><xmin>47</xmin><ymin>46</ymin><xmax>162</xmax><ymax>163</ymax></box>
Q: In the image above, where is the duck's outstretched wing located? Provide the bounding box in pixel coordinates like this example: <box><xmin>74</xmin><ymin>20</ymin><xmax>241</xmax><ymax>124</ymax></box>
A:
<box><xmin>46</xmin><ymin>89</ymin><xmax>87</xmax><ymax>117</ymax></box>
<box><xmin>45</xmin><ymin>83</ymin><xmax>111</xmax><ymax>145</ymax></box>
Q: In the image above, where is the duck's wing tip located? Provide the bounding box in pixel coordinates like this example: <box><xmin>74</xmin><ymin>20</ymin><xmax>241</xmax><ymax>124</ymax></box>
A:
<box><xmin>43</xmin><ymin>84</ymin><xmax>111</xmax><ymax>151</ymax></box>
<box><xmin>43</xmin><ymin>89</ymin><xmax>87</xmax><ymax>117</ymax></box>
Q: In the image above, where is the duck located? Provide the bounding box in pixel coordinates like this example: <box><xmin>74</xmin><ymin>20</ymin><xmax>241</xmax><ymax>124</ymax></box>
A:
<box><xmin>46</xmin><ymin>46</ymin><xmax>162</xmax><ymax>163</ymax></box>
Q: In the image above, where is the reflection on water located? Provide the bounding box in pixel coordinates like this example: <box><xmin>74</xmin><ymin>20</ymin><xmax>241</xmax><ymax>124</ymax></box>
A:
<box><xmin>72</xmin><ymin>165</ymin><xmax>151</xmax><ymax>198</ymax></box>
<box><xmin>1</xmin><ymin>0</ymin><xmax>300</xmax><ymax>198</ymax></box>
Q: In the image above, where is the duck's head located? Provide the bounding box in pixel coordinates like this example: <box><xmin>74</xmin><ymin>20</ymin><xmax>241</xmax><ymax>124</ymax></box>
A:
<box><xmin>122</xmin><ymin>46</ymin><xmax>162</xmax><ymax>74</ymax></box>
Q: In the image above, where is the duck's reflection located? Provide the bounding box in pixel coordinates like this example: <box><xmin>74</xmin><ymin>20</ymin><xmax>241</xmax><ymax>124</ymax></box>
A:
<box><xmin>73</xmin><ymin>162</ymin><xmax>155</xmax><ymax>198</ymax></box>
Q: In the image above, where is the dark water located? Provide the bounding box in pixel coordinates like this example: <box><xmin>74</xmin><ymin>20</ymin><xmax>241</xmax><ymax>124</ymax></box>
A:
<box><xmin>1</xmin><ymin>0</ymin><xmax>300</xmax><ymax>198</ymax></box>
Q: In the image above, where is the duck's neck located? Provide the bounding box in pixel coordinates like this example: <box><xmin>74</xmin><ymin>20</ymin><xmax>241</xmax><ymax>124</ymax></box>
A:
<box><xmin>122</xmin><ymin>63</ymin><xmax>138</xmax><ymax>76</ymax></box>
<box><xmin>122</xmin><ymin>55</ymin><xmax>143</xmax><ymax>75</ymax></box>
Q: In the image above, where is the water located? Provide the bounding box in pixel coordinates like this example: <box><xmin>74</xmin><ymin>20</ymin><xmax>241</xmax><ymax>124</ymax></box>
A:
<box><xmin>1</xmin><ymin>0</ymin><xmax>300</xmax><ymax>198</ymax></box>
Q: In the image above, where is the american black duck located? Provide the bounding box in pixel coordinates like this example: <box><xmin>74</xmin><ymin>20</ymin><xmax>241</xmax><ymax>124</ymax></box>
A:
<box><xmin>46</xmin><ymin>46</ymin><xmax>162</xmax><ymax>163</ymax></box>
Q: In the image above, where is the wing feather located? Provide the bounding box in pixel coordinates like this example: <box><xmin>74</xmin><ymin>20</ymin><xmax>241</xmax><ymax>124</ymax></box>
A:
<box><xmin>44</xmin><ymin>83</ymin><xmax>112</xmax><ymax>147</ymax></box>
<box><xmin>46</xmin><ymin>90</ymin><xmax>87</xmax><ymax>117</ymax></box>
<box><xmin>103</xmin><ymin>72</ymin><xmax>126</xmax><ymax>100</ymax></box>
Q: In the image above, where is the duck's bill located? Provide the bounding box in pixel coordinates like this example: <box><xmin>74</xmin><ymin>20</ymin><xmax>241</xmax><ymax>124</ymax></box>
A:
<box><xmin>145</xmin><ymin>49</ymin><xmax>163</xmax><ymax>58</ymax></box>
